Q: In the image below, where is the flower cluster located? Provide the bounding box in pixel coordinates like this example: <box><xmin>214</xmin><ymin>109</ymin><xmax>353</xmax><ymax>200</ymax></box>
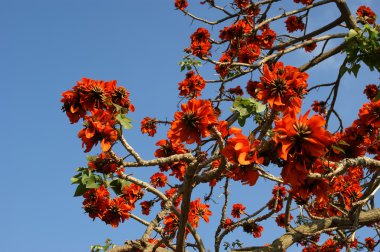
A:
<box><xmin>174</xmin><ymin>0</ymin><xmax>188</xmax><ymax>11</ymax></box>
<box><xmin>178</xmin><ymin>71</ymin><xmax>206</xmax><ymax>98</ymax></box>
<box><xmin>251</xmin><ymin>62</ymin><xmax>308</xmax><ymax>113</ymax></box>
<box><xmin>285</xmin><ymin>16</ymin><xmax>305</xmax><ymax>33</ymax></box>
<box><xmin>167</xmin><ymin>99</ymin><xmax>218</xmax><ymax>145</ymax></box>
<box><xmin>357</xmin><ymin>5</ymin><xmax>377</xmax><ymax>25</ymax></box>
<box><xmin>140</xmin><ymin>117</ymin><xmax>157</xmax><ymax>137</ymax></box>
<box><xmin>61</xmin><ymin>78</ymin><xmax>134</xmax><ymax>152</ymax></box>
<box><xmin>190</xmin><ymin>28</ymin><xmax>212</xmax><ymax>58</ymax></box>
<box><xmin>82</xmin><ymin>186</ymin><xmax>132</xmax><ymax>228</ymax></box>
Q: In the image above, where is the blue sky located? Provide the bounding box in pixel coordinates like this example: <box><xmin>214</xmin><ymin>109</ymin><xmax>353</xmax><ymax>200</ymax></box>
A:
<box><xmin>1</xmin><ymin>1</ymin><xmax>379</xmax><ymax>251</ymax></box>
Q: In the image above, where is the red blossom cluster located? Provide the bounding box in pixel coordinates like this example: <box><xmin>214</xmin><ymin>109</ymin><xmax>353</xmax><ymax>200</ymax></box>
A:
<box><xmin>140</xmin><ymin>117</ymin><xmax>158</xmax><ymax>137</ymax></box>
<box><xmin>174</xmin><ymin>0</ymin><xmax>188</xmax><ymax>11</ymax></box>
<box><xmin>178</xmin><ymin>71</ymin><xmax>206</xmax><ymax>98</ymax></box>
<box><xmin>250</xmin><ymin>62</ymin><xmax>308</xmax><ymax>113</ymax></box>
<box><xmin>61</xmin><ymin>78</ymin><xmax>134</xmax><ymax>152</ymax></box>
<box><xmin>285</xmin><ymin>16</ymin><xmax>305</xmax><ymax>33</ymax></box>
<box><xmin>357</xmin><ymin>5</ymin><xmax>377</xmax><ymax>25</ymax></box>
<box><xmin>88</xmin><ymin>152</ymin><xmax>121</xmax><ymax>175</ymax></box>
<box><xmin>167</xmin><ymin>99</ymin><xmax>219</xmax><ymax>145</ymax></box>
<box><xmin>190</xmin><ymin>28</ymin><xmax>212</xmax><ymax>58</ymax></box>
<box><xmin>82</xmin><ymin>185</ymin><xmax>132</xmax><ymax>228</ymax></box>
<box><xmin>155</xmin><ymin>139</ymin><xmax>189</xmax><ymax>180</ymax></box>
<box><xmin>303</xmin><ymin>39</ymin><xmax>317</xmax><ymax>52</ymax></box>
<box><xmin>293</xmin><ymin>0</ymin><xmax>313</xmax><ymax>5</ymax></box>
<box><xmin>231</xmin><ymin>203</ymin><xmax>246</xmax><ymax>219</ymax></box>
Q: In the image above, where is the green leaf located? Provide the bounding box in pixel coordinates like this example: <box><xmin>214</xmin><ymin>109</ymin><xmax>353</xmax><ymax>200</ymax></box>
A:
<box><xmin>70</xmin><ymin>175</ymin><xmax>81</xmax><ymax>184</ymax></box>
<box><xmin>116</xmin><ymin>114</ymin><xmax>133</xmax><ymax>130</ymax></box>
<box><xmin>373</xmin><ymin>91</ymin><xmax>380</xmax><ymax>102</ymax></box>
<box><xmin>110</xmin><ymin>178</ymin><xmax>130</xmax><ymax>195</ymax></box>
<box><xmin>74</xmin><ymin>183</ymin><xmax>87</xmax><ymax>197</ymax></box>
<box><xmin>332</xmin><ymin>145</ymin><xmax>345</xmax><ymax>154</ymax></box>
<box><xmin>86</xmin><ymin>155</ymin><xmax>97</xmax><ymax>162</ymax></box>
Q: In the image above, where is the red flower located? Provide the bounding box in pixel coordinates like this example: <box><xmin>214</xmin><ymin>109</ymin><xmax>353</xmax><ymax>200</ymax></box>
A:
<box><xmin>311</xmin><ymin>100</ymin><xmax>326</xmax><ymax>116</ymax></box>
<box><xmin>285</xmin><ymin>16</ymin><xmax>305</xmax><ymax>33</ymax></box>
<box><xmin>82</xmin><ymin>185</ymin><xmax>110</xmax><ymax>220</ymax></box>
<box><xmin>141</xmin><ymin>117</ymin><xmax>157</xmax><ymax>137</ymax></box>
<box><xmin>140</xmin><ymin>201</ymin><xmax>153</xmax><ymax>215</ymax></box>
<box><xmin>111</xmin><ymin>86</ymin><xmax>135</xmax><ymax>113</ymax></box>
<box><xmin>164</xmin><ymin>188</ymin><xmax>182</xmax><ymax>208</ymax></box>
<box><xmin>358</xmin><ymin>100</ymin><xmax>380</xmax><ymax>129</ymax></box>
<box><xmin>122</xmin><ymin>183</ymin><xmax>144</xmax><ymax>207</ymax></box>
<box><xmin>102</xmin><ymin>197</ymin><xmax>132</xmax><ymax>228</ymax></box>
<box><xmin>223</xmin><ymin>218</ymin><xmax>234</xmax><ymax>230</ymax></box>
<box><xmin>256</xmin><ymin>62</ymin><xmax>308</xmax><ymax>113</ymax></box>
<box><xmin>154</xmin><ymin>139</ymin><xmax>189</xmax><ymax>180</ymax></box>
<box><xmin>294</xmin><ymin>0</ymin><xmax>313</xmax><ymax>5</ymax></box>
<box><xmin>303</xmin><ymin>39</ymin><xmax>317</xmax><ymax>52</ymax></box>
<box><xmin>237</xmin><ymin>43</ymin><xmax>260</xmax><ymax>64</ymax></box>
<box><xmin>220</xmin><ymin>20</ymin><xmax>253</xmax><ymax>41</ymax></box>
<box><xmin>190</xmin><ymin>28</ymin><xmax>211</xmax><ymax>58</ymax></box>
<box><xmin>222</xmin><ymin>127</ymin><xmax>263</xmax><ymax>166</ymax></box>
<box><xmin>231</xmin><ymin>203</ymin><xmax>246</xmax><ymax>218</ymax></box>
<box><xmin>273</xmin><ymin>110</ymin><xmax>331</xmax><ymax>160</ymax></box>
<box><xmin>88</xmin><ymin>152</ymin><xmax>119</xmax><ymax>174</ymax></box>
<box><xmin>243</xmin><ymin>222</ymin><xmax>263</xmax><ymax>238</ymax></box>
<box><xmin>61</xmin><ymin>90</ymin><xmax>86</xmax><ymax>124</ymax></box>
<box><xmin>363</xmin><ymin>84</ymin><xmax>378</xmax><ymax>100</ymax></box>
<box><xmin>357</xmin><ymin>6</ymin><xmax>377</xmax><ymax>25</ymax></box>
<box><xmin>189</xmin><ymin>198</ymin><xmax>212</xmax><ymax>227</ymax></box>
<box><xmin>178</xmin><ymin>71</ymin><xmax>206</xmax><ymax>98</ymax></box>
<box><xmin>167</xmin><ymin>99</ymin><xmax>218</xmax><ymax>145</ymax></box>
<box><xmin>174</xmin><ymin>0</ymin><xmax>188</xmax><ymax>11</ymax></box>
<box><xmin>215</xmin><ymin>53</ymin><xmax>232</xmax><ymax>78</ymax></box>
<box><xmin>256</xmin><ymin>29</ymin><xmax>276</xmax><ymax>49</ymax></box>
<box><xmin>227</xmin><ymin>86</ymin><xmax>244</xmax><ymax>96</ymax></box>
<box><xmin>150</xmin><ymin>172</ymin><xmax>167</xmax><ymax>188</ymax></box>
<box><xmin>365</xmin><ymin>237</ymin><xmax>375</xmax><ymax>251</ymax></box>
<box><xmin>163</xmin><ymin>213</ymin><xmax>179</xmax><ymax>235</ymax></box>
<box><xmin>234</xmin><ymin>0</ymin><xmax>250</xmax><ymax>9</ymax></box>
<box><xmin>78</xmin><ymin>109</ymin><xmax>118</xmax><ymax>152</ymax></box>
<box><xmin>76</xmin><ymin>78</ymin><xmax>116</xmax><ymax>112</ymax></box>
<box><xmin>275</xmin><ymin>213</ymin><xmax>293</xmax><ymax>228</ymax></box>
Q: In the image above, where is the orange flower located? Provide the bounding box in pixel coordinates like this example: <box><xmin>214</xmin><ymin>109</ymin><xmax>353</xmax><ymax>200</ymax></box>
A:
<box><xmin>88</xmin><ymin>152</ymin><xmax>118</xmax><ymax>174</ymax></box>
<box><xmin>273</xmin><ymin>110</ymin><xmax>331</xmax><ymax>160</ymax></box>
<box><xmin>76</xmin><ymin>77</ymin><xmax>116</xmax><ymax>112</ymax></box>
<box><xmin>140</xmin><ymin>117</ymin><xmax>157</xmax><ymax>137</ymax></box>
<box><xmin>285</xmin><ymin>16</ymin><xmax>305</xmax><ymax>33</ymax></box>
<box><xmin>237</xmin><ymin>43</ymin><xmax>260</xmax><ymax>64</ymax></box>
<box><xmin>102</xmin><ymin>197</ymin><xmax>132</xmax><ymax>228</ymax></box>
<box><xmin>243</xmin><ymin>222</ymin><xmax>263</xmax><ymax>238</ymax></box>
<box><xmin>167</xmin><ymin>99</ymin><xmax>218</xmax><ymax>145</ymax></box>
<box><xmin>357</xmin><ymin>6</ymin><xmax>377</xmax><ymax>24</ymax></box>
<box><xmin>175</xmin><ymin>0</ymin><xmax>188</xmax><ymax>10</ymax></box>
<box><xmin>122</xmin><ymin>183</ymin><xmax>144</xmax><ymax>207</ymax></box>
<box><xmin>61</xmin><ymin>90</ymin><xmax>86</xmax><ymax>123</ymax></box>
<box><xmin>140</xmin><ymin>201</ymin><xmax>153</xmax><ymax>216</ymax></box>
<box><xmin>358</xmin><ymin>100</ymin><xmax>380</xmax><ymax>128</ymax></box>
<box><xmin>189</xmin><ymin>198</ymin><xmax>212</xmax><ymax>227</ymax></box>
<box><xmin>256</xmin><ymin>62</ymin><xmax>308</xmax><ymax>113</ymax></box>
<box><xmin>190</xmin><ymin>28</ymin><xmax>211</xmax><ymax>58</ymax></box>
<box><xmin>78</xmin><ymin>109</ymin><xmax>118</xmax><ymax>152</ymax></box>
<box><xmin>178</xmin><ymin>71</ymin><xmax>206</xmax><ymax>98</ymax></box>
<box><xmin>222</xmin><ymin>127</ymin><xmax>263</xmax><ymax>165</ymax></box>
<box><xmin>231</xmin><ymin>203</ymin><xmax>246</xmax><ymax>218</ymax></box>
<box><xmin>275</xmin><ymin>213</ymin><xmax>293</xmax><ymax>228</ymax></box>
<box><xmin>150</xmin><ymin>172</ymin><xmax>167</xmax><ymax>188</ymax></box>
<box><xmin>111</xmin><ymin>86</ymin><xmax>135</xmax><ymax>113</ymax></box>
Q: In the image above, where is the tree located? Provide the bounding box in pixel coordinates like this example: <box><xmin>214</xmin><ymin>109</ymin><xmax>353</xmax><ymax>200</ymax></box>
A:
<box><xmin>60</xmin><ymin>0</ymin><xmax>380</xmax><ymax>251</ymax></box>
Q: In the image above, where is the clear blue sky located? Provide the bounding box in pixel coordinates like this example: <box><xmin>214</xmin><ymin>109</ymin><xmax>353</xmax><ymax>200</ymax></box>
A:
<box><xmin>1</xmin><ymin>1</ymin><xmax>379</xmax><ymax>251</ymax></box>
